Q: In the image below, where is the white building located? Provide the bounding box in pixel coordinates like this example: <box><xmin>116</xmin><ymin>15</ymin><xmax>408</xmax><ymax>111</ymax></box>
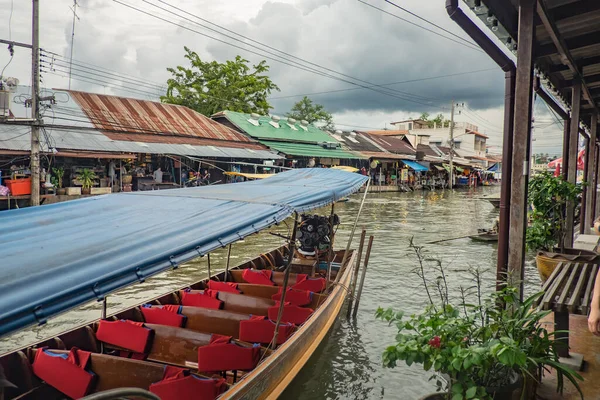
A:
<box><xmin>391</xmin><ymin>119</ymin><xmax>489</xmax><ymax>167</ymax></box>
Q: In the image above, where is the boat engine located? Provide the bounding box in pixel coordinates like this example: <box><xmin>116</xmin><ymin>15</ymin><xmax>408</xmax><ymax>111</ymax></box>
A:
<box><xmin>296</xmin><ymin>214</ymin><xmax>340</xmax><ymax>256</ymax></box>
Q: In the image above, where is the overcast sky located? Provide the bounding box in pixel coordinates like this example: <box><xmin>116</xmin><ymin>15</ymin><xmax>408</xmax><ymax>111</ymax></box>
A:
<box><xmin>0</xmin><ymin>0</ymin><xmax>566</xmax><ymax>154</ymax></box>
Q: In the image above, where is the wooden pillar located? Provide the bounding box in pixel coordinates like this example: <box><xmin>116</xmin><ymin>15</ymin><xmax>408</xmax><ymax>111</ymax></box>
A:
<box><xmin>581</xmin><ymin>136</ymin><xmax>590</xmax><ymax>234</ymax></box>
<box><xmin>497</xmin><ymin>68</ymin><xmax>516</xmax><ymax>290</ymax></box>
<box><xmin>563</xmin><ymin>118</ymin><xmax>570</xmax><ymax>181</ymax></box>
<box><xmin>565</xmin><ymin>82</ymin><xmax>581</xmax><ymax>247</ymax></box>
<box><xmin>594</xmin><ymin>143</ymin><xmax>600</xmax><ymax>221</ymax></box>
<box><xmin>508</xmin><ymin>0</ymin><xmax>536</xmax><ymax>298</ymax></box>
<box><xmin>585</xmin><ymin>115</ymin><xmax>597</xmax><ymax>232</ymax></box>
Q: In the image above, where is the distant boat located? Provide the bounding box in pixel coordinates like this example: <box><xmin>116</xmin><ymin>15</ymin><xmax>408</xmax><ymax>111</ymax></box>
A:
<box><xmin>470</xmin><ymin>228</ymin><xmax>498</xmax><ymax>242</ymax></box>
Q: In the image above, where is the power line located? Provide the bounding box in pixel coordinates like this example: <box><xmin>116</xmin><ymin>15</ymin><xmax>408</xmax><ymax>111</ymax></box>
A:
<box><xmin>270</xmin><ymin>68</ymin><xmax>497</xmax><ymax>100</ymax></box>
<box><xmin>383</xmin><ymin>0</ymin><xmax>476</xmax><ymax>48</ymax></box>
<box><xmin>357</xmin><ymin>0</ymin><xmax>483</xmax><ymax>53</ymax></box>
<box><xmin>113</xmin><ymin>0</ymin><xmax>450</xmax><ymax>110</ymax></box>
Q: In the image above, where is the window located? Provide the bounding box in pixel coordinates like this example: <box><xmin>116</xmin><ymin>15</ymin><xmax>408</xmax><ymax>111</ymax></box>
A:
<box><xmin>453</xmin><ymin>142</ymin><xmax>461</xmax><ymax>149</ymax></box>
<box><xmin>408</xmin><ymin>122</ymin><xmax>413</xmax><ymax>130</ymax></box>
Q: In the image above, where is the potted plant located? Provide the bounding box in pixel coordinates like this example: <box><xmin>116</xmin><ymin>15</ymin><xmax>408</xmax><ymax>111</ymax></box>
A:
<box><xmin>52</xmin><ymin>167</ymin><xmax>66</xmax><ymax>195</ymax></box>
<box><xmin>76</xmin><ymin>168</ymin><xmax>97</xmax><ymax>195</ymax></box>
<box><xmin>526</xmin><ymin>171</ymin><xmax>596</xmax><ymax>282</ymax></box>
<box><xmin>376</xmin><ymin>241</ymin><xmax>583</xmax><ymax>400</ymax></box>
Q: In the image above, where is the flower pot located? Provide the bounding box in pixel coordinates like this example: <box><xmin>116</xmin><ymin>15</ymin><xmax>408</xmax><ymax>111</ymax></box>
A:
<box><xmin>485</xmin><ymin>371</ymin><xmax>522</xmax><ymax>399</ymax></box>
<box><xmin>57</xmin><ymin>188</ymin><xmax>66</xmax><ymax>195</ymax></box>
<box><xmin>82</xmin><ymin>188</ymin><xmax>91</xmax><ymax>195</ymax></box>
<box><xmin>122</xmin><ymin>174</ymin><xmax>132</xmax><ymax>184</ymax></box>
<box><xmin>536</xmin><ymin>249</ymin><xmax>600</xmax><ymax>283</ymax></box>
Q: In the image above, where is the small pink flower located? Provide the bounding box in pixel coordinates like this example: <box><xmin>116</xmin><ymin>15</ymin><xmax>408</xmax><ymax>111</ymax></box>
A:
<box><xmin>428</xmin><ymin>336</ymin><xmax>441</xmax><ymax>348</ymax></box>
<box><xmin>463</xmin><ymin>337</ymin><xmax>469</xmax><ymax>342</ymax></box>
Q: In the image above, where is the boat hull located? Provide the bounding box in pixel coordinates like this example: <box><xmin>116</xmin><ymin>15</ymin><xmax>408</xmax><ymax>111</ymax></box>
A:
<box><xmin>221</xmin><ymin>250</ymin><xmax>356</xmax><ymax>399</ymax></box>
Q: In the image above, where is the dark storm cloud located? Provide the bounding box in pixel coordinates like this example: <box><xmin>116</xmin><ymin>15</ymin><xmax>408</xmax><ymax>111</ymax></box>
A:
<box><xmin>203</xmin><ymin>0</ymin><xmax>505</xmax><ymax>115</ymax></box>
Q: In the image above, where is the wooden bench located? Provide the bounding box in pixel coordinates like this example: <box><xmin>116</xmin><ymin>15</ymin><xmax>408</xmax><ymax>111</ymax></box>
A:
<box><xmin>533</xmin><ymin>261</ymin><xmax>600</xmax><ymax>369</ymax></box>
<box><xmin>183</xmin><ymin>290</ymin><xmax>275</xmax><ymax>315</ymax></box>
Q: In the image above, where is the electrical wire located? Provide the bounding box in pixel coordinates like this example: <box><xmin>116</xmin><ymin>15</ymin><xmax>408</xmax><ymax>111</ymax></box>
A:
<box><xmin>113</xmin><ymin>0</ymin><xmax>451</xmax><ymax>110</ymax></box>
<box><xmin>1</xmin><ymin>0</ymin><xmax>15</xmax><ymax>79</ymax></box>
<box><xmin>357</xmin><ymin>0</ymin><xmax>483</xmax><ymax>53</ymax></box>
<box><xmin>383</xmin><ymin>0</ymin><xmax>476</xmax><ymax>47</ymax></box>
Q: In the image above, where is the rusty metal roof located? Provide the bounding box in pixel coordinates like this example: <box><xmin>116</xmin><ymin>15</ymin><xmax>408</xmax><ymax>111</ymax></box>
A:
<box><xmin>356</xmin><ymin>131</ymin><xmax>416</xmax><ymax>155</ymax></box>
<box><xmin>67</xmin><ymin>90</ymin><xmax>255</xmax><ymax>142</ymax></box>
<box><xmin>101</xmin><ymin>132</ymin><xmax>267</xmax><ymax>150</ymax></box>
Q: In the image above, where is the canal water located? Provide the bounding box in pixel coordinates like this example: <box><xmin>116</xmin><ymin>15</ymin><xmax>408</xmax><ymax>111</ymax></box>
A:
<box><xmin>0</xmin><ymin>186</ymin><xmax>541</xmax><ymax>399</ymax></box>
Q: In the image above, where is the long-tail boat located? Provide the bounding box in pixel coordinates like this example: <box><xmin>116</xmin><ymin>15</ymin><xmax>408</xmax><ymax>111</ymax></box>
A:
<box><xmin>0</xmin><ymin>169</ymin><xmax>368</xmax><ymax>400</ymax></box>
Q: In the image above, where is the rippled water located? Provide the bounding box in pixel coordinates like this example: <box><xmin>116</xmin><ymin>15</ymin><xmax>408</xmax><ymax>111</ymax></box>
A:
<box><xmin>0</xmin><ymin>186</ymin><xmax>542</xmax><ymax>399</ymax></box>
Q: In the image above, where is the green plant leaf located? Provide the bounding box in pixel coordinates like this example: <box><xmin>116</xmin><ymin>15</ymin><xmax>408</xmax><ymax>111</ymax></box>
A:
<box><xmin>466</xmin><ymin>386</ymin><xmax>477</xmax><ymax>399</ymax></box>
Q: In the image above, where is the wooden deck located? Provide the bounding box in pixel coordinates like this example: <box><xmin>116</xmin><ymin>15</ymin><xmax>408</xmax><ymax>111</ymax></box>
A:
<box><xmin>537</xmin><ymin>313</ymin><xmax>600</xmax><ymax>400</ymax></box>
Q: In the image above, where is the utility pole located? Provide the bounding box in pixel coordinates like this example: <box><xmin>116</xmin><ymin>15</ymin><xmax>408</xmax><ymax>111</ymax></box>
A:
<box><xmin>30</xmin><ymin>0</ymin><xmax>41</xmax><ymax>206</ymax></box>
<box><xmin>449</xmin><ymin>100</ymin><xmax>455</xmax><ymax>189</ymax></box>
<box><xmin>68</xmin><ymin>0</ymin><xmax>79</xmax><ymax>89</ymax></box>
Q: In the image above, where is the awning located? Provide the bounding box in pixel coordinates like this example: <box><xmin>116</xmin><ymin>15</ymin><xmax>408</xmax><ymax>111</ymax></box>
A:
<box><xmin>224</xmin><ymin>171</ymin><xmax>274</xmax><ymax>180</ymax></box>
<box><xmin>0</xmin><ymin>168</ymin><xmax>368</xmax><ymax>338</ymax></box>
<box><xmin>402</xmin><ymin>160</ymin><xmax>428</xmax><ymax>172</ymax></box>
<box><xmin>259</xmin><ymin>140</ymin><xmax>362</xmax><ymax>159</ymax></box>
<box><xmin>443</xmin><ymin>163</ymin><xmax>464</xmax><ymax>173</ymax></box>
<box><xmin>433</xmin><ymin>165</ymin><xmax>445</xmax><ymax>171</ymax></box>
<box><xmin>331</xmin><ymin>166</ymin><xmax>359</xmax><ymax>173</ymax></box>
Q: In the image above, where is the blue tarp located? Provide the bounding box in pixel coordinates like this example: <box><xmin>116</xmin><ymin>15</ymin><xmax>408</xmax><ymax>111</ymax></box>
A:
<box><xmin>402</xmin><ymin>160</ymin><xmax>429</xmax><ymax>172</ymax></box>
<box><xmin>0</xmin><ymin>168</ymin><xmax>367</xmax><ymax>338</ymax></box>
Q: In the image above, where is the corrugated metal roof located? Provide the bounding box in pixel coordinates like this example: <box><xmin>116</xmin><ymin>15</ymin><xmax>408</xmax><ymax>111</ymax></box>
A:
<box><xmin>259</xmin><ymin>140</ymin><xmax>362</xmax><ymax>159</ymax></box>
<box><xmin>361</xmin><ymin>129</ymin><xmax>409</xmax><ymax>136</ymax></box>
<box><xmin>216</xmin><ymin>111</ymin><xmax>342</xmax><ymax>145</ymax></box>
<box><xmin>0</xmin><ymin>125</ymin><xmax>281</xmax><ymax>160</ymax></box>
<box><xmin>360</xmin><ymin>151</ymin><xmax>415</xmax><ymax>160</ymax></box>
<box><xmin>332</xmin><ymin>132</ymin><xmax>382</xmax><ymax>152</ymax></box>
<box><xmin>101</xmin><ymin>132</ymin><xmax>266</xmax><ymax>150</ymax></box>
<box><xmin>358</xmin><ymin>132</ymin><xmax>416</xmax><ymax>155</ymax></box>
<box><xmin>67</xmin><ymin>90</ymin><xmax>254</xmax><ymax>142</ymax></box>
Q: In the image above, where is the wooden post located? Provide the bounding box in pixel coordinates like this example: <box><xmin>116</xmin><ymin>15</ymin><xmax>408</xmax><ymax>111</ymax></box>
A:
<box><xmin>497</xmin><ymin>68</ymin><xmax>516</xmax><ymax>290</ymax></box>
<box><xmin>594</xmin><ymin>143</ymin><xmax>600</xmax><ymax>221</ymax></box>
<box><xmin>325</xmin><ymin>202</ymin><xmax>336</xmax><ymax>291</ymax></box>
<box><xmin>270</xmin><ymin>213</ymin><xmax>299</xmax><ymax>349</ymax></box>
<box><xmin>585</xmin><ymin>115</ymin><xmax>598</xmax><ymax>232</ymax></box>
<box><xmin>352</xmin><ymin>235</ymin><xmax>374</xmax><ymax>318</ymax></box>
<box><xmin>101</xmin><ymin>297</ymin><xmax>107</xmax><ymax>319</ymax></box>
<box><xmin>224</xmin><ymin>244</ymin><xmax>232</xmax><ymax>282</ymax></box>
<box><xmin>347</xmin><ymin>229</ymin><xmax>366</xmax><ymax>318</ymax></box>
<box><xmin>507</xmin><ymin>0</ymin><xmax>536</xmax><ymax>299</ymax></box>
<box><xmin>565</xmin><ymin>82</ymin><xmax>582</xmax><ymax>247</ymax></box>
<box><xmin>581</xmin><ymin>136</ymin><xmax>590</xmax><ymax>234</ymax></box>
<box><xmin>563</xmin><ymin>118</ymin><xmax>571</xmax><ymax>181</ymax></box>
<box><xmin>207</xmin><ymin>253</ymin><xmax>211</xmax><ymax>281</ymax></box>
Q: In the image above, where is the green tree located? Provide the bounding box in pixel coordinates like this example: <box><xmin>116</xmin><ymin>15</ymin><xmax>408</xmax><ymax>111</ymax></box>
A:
<box><xmin>419</xmin><ymin>112</ymin><xmax>450</xmax><ymax>128</ymax></box>
<box><xmin>162</xmin><ymin>47</ymin><xmax>280</xmax><ymax>116</ymax></box>
<box><xmin>285</xmin><ymin>96</ymin><xmax>335</xmax><ymax>131</ymax></box>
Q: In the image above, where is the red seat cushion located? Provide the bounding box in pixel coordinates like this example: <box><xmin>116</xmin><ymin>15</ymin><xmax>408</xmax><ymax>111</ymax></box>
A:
<box><xmin>292</xmin><ymin>277</ymin><xmax>326</xmax><ymax>293</ymax></box>
<box><xmin>268</xmin><ymin>304</ymin><xmax>314</xmax><ymax>325</ymax></box>
<box><xmin>242</xmin><ymin>269</ymin><xmax>274</xmax><ymax>286</ymax></box>
<box><xmin>197</xmin><ymin>335</ymin><xmax>260</xmax><ymax>372</ymax></box>
<box><xmin>181</xmin><ymin>290</ymin><xmax>223</xmax><ymax>310</ymax></box>
<box><xmin>150</xmin><ymin>365</ymin><xmax>226</xmax><ymax>400</ymax></box>
<box><xmin>271</xmin><ymin>288</ymin><xmax>313</xmax><ymax>306</ymax></box>
<box><xmin>96</xmin><ymin>320</ymin><xmax>154</xmax><ymax>354</ymax></box>
<box><xmin>141</xmin><ymin>305</ymin><xmax>187</xmax><ymax>327</ymax></box>
<box><xmin>239</xmin><ymin>316</ymin><xmax>294</xmax><ymax>345</ymax></box>
<box><xmin>207</xmin><ymin>281</ymin><xmax>241</xmax><ymax>294</ymax></box>
<box><xmin>32</xmin><ymin>347</ymin><xmax>95</xmax><ymax>399</ymax></box>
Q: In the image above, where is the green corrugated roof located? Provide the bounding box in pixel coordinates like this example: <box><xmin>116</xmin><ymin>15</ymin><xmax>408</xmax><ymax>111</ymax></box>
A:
<box><xmin>222</xmin><ymin>111</ymin><xmax>339</xmax><ymax>144</ymax></box>
<box><xmin>259</xmin><ymin>140</ymin><xmax>360</xmax><ymax>159</ymax></box>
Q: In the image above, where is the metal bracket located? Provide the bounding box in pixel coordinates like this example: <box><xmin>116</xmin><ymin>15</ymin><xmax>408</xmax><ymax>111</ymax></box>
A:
<box><xmin>33</xmin><ymin>306</ymin><xmax>47</xmax><ymax>325</ymax></box>
<box><xmin>135</xmin><ymin>268</ymin><xmax>145</xmax><ymax>283</ymax></box>
<box><xmin>169</xmin><ymin>256</ymin><xmax>179</xmax><ymax>270</ymax></box>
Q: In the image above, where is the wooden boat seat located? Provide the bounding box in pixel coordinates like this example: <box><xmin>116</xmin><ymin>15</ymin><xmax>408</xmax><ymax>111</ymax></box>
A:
<box><xmin>183</xmin><ymin>290</ymin><xmax>275</xmax><ymax>315</ymax></box>
<box><xmin>180</xmin><ymin>306</ymin><xmax>250</xmax><ymax>338</ymax></box>
<box><xmin>0</xmin><ymin>351</ymin><xmax>38</xmax><ymax>398</ymax></box>
<box><xmin>58</xmin><ymin>326</ymin><xmax>99</xmax><ymax>353</ymax></box>
<box><xmin>15</xmin><ymin>350</ymin><xmax>232</xmax><ymax>399</ymax></box>
<box><xmin>231</xmin><ymin>283</ymin><xmax>326</xmax><ymax>309</ymax></box>
<box><xmin>228</xmin><ymin>270</ymin><xmax>306</xmax><ymax>286</ymax></box>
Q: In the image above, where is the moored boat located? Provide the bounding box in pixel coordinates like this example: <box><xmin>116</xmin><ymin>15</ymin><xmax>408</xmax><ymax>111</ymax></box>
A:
<box><xmin>0</xmin><ymin>169</ymin><xmax>369</xmax><ymax>400</ymax></box>
<box><xmin>469</xmin><ymin>229</ymin><xmax>498</xmax><ymax>242</ymax></box>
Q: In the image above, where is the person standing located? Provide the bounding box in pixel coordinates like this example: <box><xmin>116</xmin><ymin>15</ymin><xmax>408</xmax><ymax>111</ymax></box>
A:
<box><xmin>153</xmin><ymin>167</ymin><xmax>163</xmax><ymax>184</ymax></box>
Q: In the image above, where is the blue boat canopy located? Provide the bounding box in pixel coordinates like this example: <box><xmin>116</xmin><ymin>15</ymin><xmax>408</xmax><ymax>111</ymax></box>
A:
<box><xmin>487</xmin><ymin>163</ymin><xmax>500</xmax><ymax>172</ymax></box>
<box><xmin>402</xmin><ymin>160</ymin><xmax>429</xmax><ymax>172</ymax></box>
<box><xmin>0</xmin><ymin>168</ymin><xmax>367</xmax><ymax>338</ymax></box>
